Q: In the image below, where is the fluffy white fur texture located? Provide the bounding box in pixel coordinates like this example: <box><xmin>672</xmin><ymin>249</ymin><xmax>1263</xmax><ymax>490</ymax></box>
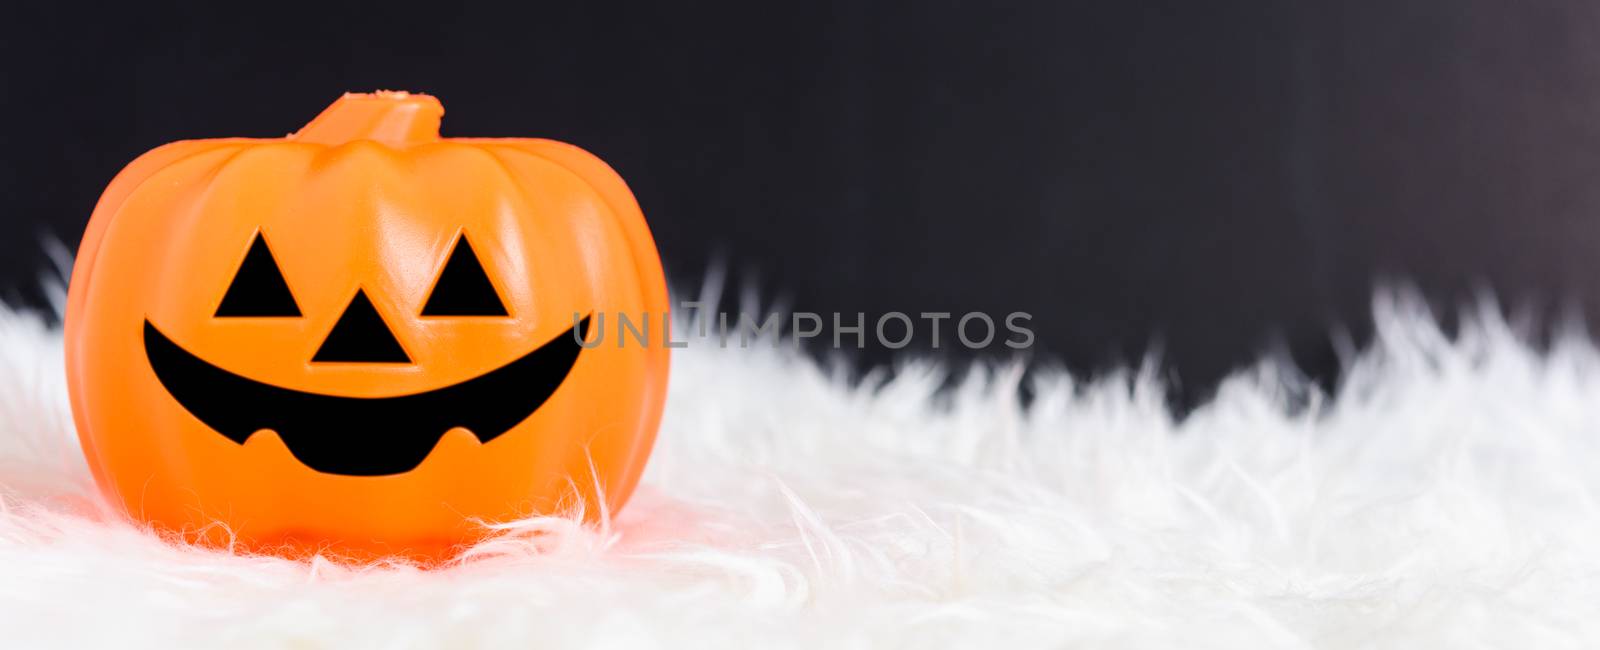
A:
<box><xmin>3</xmin><ymin>288</ymin><xmax>1600</xmax><ymax>649</ymax></box>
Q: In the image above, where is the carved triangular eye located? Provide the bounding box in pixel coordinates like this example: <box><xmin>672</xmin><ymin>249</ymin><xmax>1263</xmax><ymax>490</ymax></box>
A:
<box><xmin>421</xmin><ymin>234</ymin><xmax>509</xmax><ymax>317</ymax></box>
<box><xmin>216</xmin><ymin>232</ymin><xmax>301</xmax><ymax>317</ymax></box>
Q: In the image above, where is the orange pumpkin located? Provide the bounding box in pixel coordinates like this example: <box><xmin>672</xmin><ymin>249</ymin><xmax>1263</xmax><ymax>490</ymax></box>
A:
<box><xmin>64</xmin><ymin>92</ymin><xmax>670</xmax><ymax>560</ymax></box>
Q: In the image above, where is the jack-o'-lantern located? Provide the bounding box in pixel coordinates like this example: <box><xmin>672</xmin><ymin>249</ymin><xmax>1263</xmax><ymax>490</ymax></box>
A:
<box><xmin>64</xmin><ymin>92</ymin><xmax>670</xmax><ymax>560</ymax></box>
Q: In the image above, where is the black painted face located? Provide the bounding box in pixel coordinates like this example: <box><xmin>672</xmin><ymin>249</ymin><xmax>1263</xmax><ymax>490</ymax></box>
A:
<box><xmin>144</xmin><ymin>233</ymin><xmax>587</xmax><ymax>476</ymax></box>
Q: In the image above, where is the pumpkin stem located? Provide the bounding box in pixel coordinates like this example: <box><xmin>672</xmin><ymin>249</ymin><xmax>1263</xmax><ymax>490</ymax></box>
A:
<box><xmin>290</xmin><ymin>91</ymin><xmax>444</xmax><ymax>147</ymax></box>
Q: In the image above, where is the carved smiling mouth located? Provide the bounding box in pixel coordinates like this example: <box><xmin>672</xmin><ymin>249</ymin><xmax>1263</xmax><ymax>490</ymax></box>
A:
<box><xmin>143</xmin><ymin>317</ymin><xmax>589</xmax><ymax>476</ymax></box>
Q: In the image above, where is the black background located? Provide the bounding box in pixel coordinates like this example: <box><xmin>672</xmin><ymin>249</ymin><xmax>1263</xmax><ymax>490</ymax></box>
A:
<box><xmin>6</xmin><ymin>2</ymin><xmax>1600</xmax><ymax>403</ymax></box>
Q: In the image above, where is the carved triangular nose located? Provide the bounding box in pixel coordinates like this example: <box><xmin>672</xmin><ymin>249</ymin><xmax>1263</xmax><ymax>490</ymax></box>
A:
<box><xmin>312</xmin><ymin>289</ymin><xmax>412</xmax><ymax>364</ymax></box>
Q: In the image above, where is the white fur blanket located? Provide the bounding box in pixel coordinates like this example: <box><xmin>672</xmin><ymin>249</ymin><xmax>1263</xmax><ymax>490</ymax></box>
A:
<box><xmin>1</xmin><ymin>290</ymin><xmax>1598</xmax><ymax>649</ymax></box>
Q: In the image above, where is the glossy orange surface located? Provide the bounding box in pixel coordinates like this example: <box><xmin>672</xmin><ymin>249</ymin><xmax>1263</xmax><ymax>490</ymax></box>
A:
<box><xmin>64</xmin><ymin>92</ymin><xmax>669</xmax><ymax>560</ymax></box>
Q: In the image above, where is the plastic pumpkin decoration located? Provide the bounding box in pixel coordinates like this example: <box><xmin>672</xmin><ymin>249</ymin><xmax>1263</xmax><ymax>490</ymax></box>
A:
<box><xmin>64</xmin><ymin>92</ymin><xmax>670</xmax><ymax>560</ymax></box>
